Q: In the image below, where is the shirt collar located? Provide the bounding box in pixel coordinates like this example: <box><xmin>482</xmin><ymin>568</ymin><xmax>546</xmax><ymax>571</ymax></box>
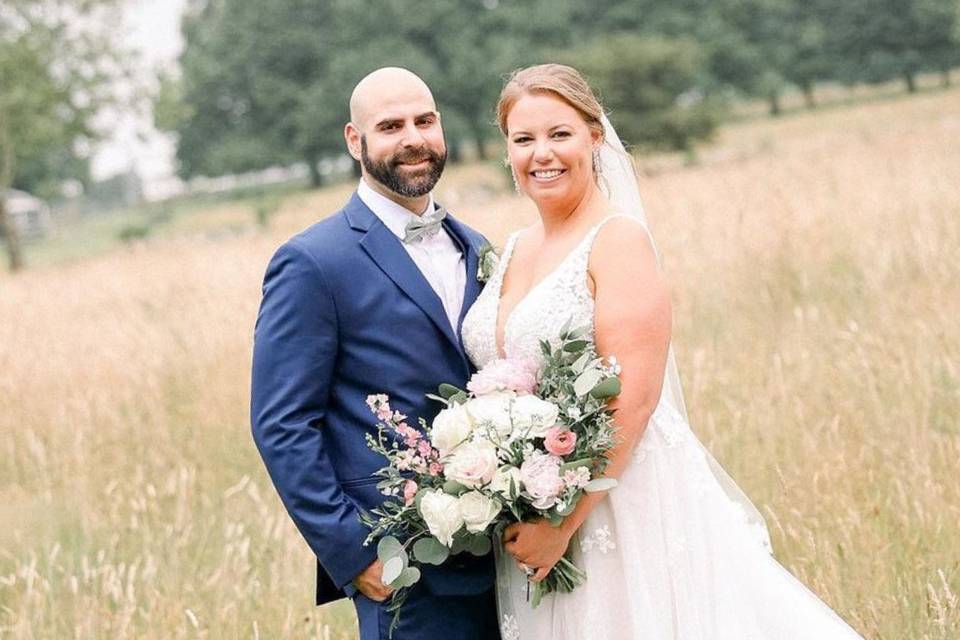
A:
<box><xmin>357</xmin><ymin>178</ymin><xmax>436</xmax><ymax>240</ymax></box>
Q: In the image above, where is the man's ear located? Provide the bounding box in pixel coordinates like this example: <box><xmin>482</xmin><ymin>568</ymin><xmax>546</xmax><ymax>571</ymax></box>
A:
<box><xmin>344</xmin><ymin>122</ymin><xmax>362</xmax><ymax>161</ymax></box>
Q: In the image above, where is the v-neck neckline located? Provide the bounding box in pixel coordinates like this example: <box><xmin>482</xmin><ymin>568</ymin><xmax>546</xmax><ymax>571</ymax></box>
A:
<box><xmin>493</xmin><ymin>227</ymin><xmax>596</xmax><ymax>359</ymax></box>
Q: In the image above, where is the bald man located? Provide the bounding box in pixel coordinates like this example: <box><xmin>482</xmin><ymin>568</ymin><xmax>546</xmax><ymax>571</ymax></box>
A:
<box><xmin>251</xmin><ymin>68</ymin><xmax>500</xmax><ymax>640</ymax></box>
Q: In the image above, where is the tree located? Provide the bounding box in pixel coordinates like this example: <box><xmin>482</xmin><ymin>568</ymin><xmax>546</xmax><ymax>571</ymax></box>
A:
<box><xmin>563</xmin><ymin>34</ymin><xmax>721</xmax><ymax>152</ymax></box>
<box><xmin>165</xmin><ymin>0</ymin><xmax>335</xmax><ymax>185</ymax></box>
<box><xmin>830</xmin><ymin>0</ymin><xmax>960</xmax><ymax>92</ymax></box>
<box><xmin>0</xmin><ymin>0</ymin><xmax>125</xmax><ymax>272</ymax></box>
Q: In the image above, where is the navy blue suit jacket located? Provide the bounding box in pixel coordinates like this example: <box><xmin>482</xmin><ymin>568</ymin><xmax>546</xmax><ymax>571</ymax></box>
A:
<box><xmin>251</xmin><ymin>193</ymin><xmax>495</xmax><ymax>605</ymax></box>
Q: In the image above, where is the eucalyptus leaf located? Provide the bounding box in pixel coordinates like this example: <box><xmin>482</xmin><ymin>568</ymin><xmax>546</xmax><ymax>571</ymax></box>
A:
<box><xmin>392</xmin><ymin>566</ymin><xmax>421</xmax><ymax>589</ymax></box>
<box><xmin>449</xmin><ymin>534</ymin><xmax>468</xmax><ymax>555</ymax></box>
<box><xmin>563</xmin><ymin>339</ymin><xmax>589</xmax><ymax>353</ymax></box>
<box><xmin>559</xmin><ymin>459</ymin><xmax>593</xmax><ymax>473</ymax></box>
<box><xmin>570</xmin><ymin>352</ymin><xmax>591</xmax><ymax>374</ymax></box>
<box><xmin>381</xmin><ymin>556</ymin><xmax>405</xmax><ymax>585</ymax></box>
<box><xmin>584</xmin><ymin>478</ymin><xmax>619</xmax><ymax>493</ymax></box>
<box><xmin>465</xmin><ymin>534</ymin><xmax>492</xmax><ymax>557</ymax></box>
<box><xmin>413</xmin><ymin>537</ymin><xmax>450</xmax><ymax>565</ymax></box>
<box><xmin>438</xmin><ymin>383</ymin><xmax>464</xmax><ymax>399</ymax></box>
<box><xmin>442</xmin><ymin>480</ymin><xmax>469</xmax><ymax>496</ymax></box>
<box><xmin>425</xmin><ymin>393</ymin><xmax>449</xmax><ymax>405</ymax></box>
<box><xmin>450</xmin><ymin>391</ymin><xmax>468</xmax><ymax>405</ymax></box>
<box><xmin>574</xmin><ymin>369</ymin><xmax>602</xmax><ymax>397</ymax></box>
<box><xmin>376</xmin><ymin>536</ymin><xmax>403</xmax><ymax>562</ymax></box>
<box><xmin>589</xmin><ymin>377</ymin><xmax>622</xmax><ymax>399</ymax></box>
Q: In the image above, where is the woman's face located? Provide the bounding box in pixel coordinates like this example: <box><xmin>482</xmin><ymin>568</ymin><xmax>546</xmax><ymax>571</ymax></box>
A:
<box><xmin>504</xmin><ymin>92</ymin><xmax>601</xmax><ymax>208</ymax></box>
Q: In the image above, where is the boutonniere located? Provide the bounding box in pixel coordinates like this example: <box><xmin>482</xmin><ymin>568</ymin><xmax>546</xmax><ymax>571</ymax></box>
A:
<box><xmin>477</xmin><ymin>242</ymin><xmax>500</xmax><ymax>284</ymax></box>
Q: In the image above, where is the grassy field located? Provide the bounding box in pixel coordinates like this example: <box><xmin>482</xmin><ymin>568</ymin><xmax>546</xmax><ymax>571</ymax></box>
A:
<box><xmin>2</xmin><ymin>87</ymin><xmax>959</xmax><ymax>639</ymax></box>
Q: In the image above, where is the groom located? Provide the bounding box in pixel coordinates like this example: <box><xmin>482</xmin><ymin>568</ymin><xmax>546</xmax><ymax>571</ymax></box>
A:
<box><xmin>250</xmin><ymin>68</ymin><xmax>499</xmax><ymax>639</ymax></box>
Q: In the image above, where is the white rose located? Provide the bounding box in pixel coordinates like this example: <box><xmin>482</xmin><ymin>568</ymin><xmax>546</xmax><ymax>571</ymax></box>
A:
<box><xmin>431</xmin><ymin>403</ymin><xmax>474</xmax><ymax>456</ymax></box>
<box><xmin>445</xmin><ymin>440</ymin><xmax>498</xmax><ymax>488</ymax></box>
<box><xmin>419</xmin><ymin>490</ymin><xmax>464</xmax><ymax>547</ymax></box>
<box><xmin>465</xmin><ymin>393</ymin><xmax>515</xmax><ymax>440</ymax></box>
<box><xmin>489</xmin><ymin>465</ymin><xmax>522</xmax><ymax>497</ymax></box>
<box><xmin>510</xmin><ymin>395</ymin><xmax>560</xmax><ymax>438</ymax></box>
<box><xmin>458</xmin><ymin>491</ymin><xmax>502</xmax><ymax>533</ymax></box>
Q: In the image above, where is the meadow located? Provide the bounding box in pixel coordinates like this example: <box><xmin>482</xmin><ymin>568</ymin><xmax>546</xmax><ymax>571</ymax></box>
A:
<box><xmin>1</xmin><ymin>87</ymin><xmax>958</xmax><ymax>638</ymax></box>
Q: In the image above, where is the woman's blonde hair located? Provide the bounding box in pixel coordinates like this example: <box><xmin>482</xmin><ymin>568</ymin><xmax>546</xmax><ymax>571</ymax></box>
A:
<box><xmin>496</xmin><ymin>64</ymin><xmax>605</xmax><ymax>139</ymax></box>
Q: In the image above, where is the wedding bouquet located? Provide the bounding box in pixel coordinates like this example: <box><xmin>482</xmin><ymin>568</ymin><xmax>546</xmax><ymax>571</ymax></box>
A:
<box><xmin>361</xmin><ymin>323</ymin><xmax>621</xmax><ymax>631</ymax></box>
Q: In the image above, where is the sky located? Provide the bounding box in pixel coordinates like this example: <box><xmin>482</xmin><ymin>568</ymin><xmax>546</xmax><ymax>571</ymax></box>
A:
<box><xmin>91</xmin><ymin>0</ymin><xmax>187</xmax><ymax>195</ymax></box>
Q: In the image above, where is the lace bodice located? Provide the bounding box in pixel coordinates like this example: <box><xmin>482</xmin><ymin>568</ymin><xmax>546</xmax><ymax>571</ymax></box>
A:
<box><xmin>463</xmin><ymin>216</ymin><xmax>629</xmax><ymax>370</ymax></box>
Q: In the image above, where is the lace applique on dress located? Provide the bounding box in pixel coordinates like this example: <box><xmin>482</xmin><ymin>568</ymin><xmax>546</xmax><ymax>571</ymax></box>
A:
<box><xmin>501</xmin><ymin>614</ymin><xmax>521</xmax><ymax>640</ymax></box>
<box><xmin>463</xmin><ymin>216</ymin><xmax>635</xmax><ymax>372</ymax></box>
<box><xmin>580</xmin><ymin>525</ymin><xmax>616</xmax><ymax>554</ymax></box>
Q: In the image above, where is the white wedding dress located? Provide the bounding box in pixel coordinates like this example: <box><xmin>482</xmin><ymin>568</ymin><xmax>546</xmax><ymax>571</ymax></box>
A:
<box><xmin>461</xmin><ymin>216</ymin><xmax>865</xmax><ymax>640</ymax></box>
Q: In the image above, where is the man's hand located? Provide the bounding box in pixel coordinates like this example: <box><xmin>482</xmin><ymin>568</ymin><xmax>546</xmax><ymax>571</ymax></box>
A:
<box><xmin>351</xmin><ymin>559</ymin><xmax>394</xmax><ymax>602</ymax></box>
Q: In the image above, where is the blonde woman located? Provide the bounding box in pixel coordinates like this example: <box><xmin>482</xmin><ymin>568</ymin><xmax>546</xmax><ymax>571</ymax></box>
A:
<box><xmin>461</xmin><ymin>64</ymin><xmax>864</xmax><ymax>640</ymax></box>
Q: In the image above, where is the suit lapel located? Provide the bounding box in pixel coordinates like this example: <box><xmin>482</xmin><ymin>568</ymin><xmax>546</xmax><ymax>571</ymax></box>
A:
<box><xmin>444</xmin><ymin>215</ymin><xmax>481</xmax><ymax>338</ymax></box>
<box><xmin>346</xmin><ymin>194</ymin><xmax>463</xmax><ymax>353</ymax></box>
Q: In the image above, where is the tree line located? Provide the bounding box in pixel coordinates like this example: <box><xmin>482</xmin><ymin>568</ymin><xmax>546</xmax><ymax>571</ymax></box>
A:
<box><xmin>159</xmin><ymin>0</ymin><xmax>960</xmax><ymax>186</ymax></box>
<box><xmin>2</xmin><ymin>0</ymin><xmax>959</xmax><ymax>271</ymax></box>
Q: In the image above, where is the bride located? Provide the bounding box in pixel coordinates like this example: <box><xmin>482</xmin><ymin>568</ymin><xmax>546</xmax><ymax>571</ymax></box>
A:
<box><xmin>461</xmin><ymin>64</ymin><xmax>865</xmax><ymax>639</ymax></box>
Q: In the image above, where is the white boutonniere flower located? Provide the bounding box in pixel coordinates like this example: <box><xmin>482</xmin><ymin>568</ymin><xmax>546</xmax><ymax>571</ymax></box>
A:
<box><xmin>477</xmin><ymin>243</ymin><xmax>500</xmax><ymax>284</ymax></box>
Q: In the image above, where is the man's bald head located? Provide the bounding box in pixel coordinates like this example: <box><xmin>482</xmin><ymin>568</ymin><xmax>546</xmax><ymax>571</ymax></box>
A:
<box><xmin>349</xmin><ymin>67</ymin><xmax>437</xmax><ymax>130</ymax></box>
<box><xmin>344</xmin><ymin>67</ymin><xmax>446</xmax><ymax>209</ymax></box>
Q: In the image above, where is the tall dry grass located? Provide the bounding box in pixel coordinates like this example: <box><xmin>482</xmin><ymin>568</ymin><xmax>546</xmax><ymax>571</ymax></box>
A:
<box><xmin>1</xmin><ymin>88</ymin><xmax>958</xmax><ymax>638</ymax></box>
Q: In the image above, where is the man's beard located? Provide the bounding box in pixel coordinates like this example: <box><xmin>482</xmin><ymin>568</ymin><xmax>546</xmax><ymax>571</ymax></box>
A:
<box><xmin>361</xmin><ymin>135</ymin><xmax>447</xmax><ymax>198</ymax></box>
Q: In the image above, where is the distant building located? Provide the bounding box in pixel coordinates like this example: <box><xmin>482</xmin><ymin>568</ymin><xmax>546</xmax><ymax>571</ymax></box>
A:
<box><xmin>2</xmin><ymin>189</ymin><xmax>53</xmax><ymax>240</ymax></box>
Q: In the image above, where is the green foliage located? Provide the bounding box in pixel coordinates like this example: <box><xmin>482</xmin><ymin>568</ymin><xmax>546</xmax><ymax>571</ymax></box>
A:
<box><xmin>564</xmin><ymin>34</ymin><xmax>721</xmax><ymax>150</ymax></box>
<box><xmin>825</xmin><ymin>0</ymin><xmax>960</xmax><ymax>91</ymax></box>
<box><xmin>412</xmin><ymin>536</ymin><xmax>449</xmax><ymax>565</ymax></box>
<box><xmin>117</xmin><ymin>223</ymin><xmax>152</xmax><ymax>244</ymax></box>
<box><xmin>165</xmin><ymin>0</ymin><xmax>960</xmax><ymax>183</ymax></box>
<box><xmin>0</xmin><ymin>0</ymin><xmax>127</xmax><ymax>270</ymax></box>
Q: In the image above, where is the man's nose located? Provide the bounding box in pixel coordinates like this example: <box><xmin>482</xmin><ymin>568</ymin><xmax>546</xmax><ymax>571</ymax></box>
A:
<box><xmin>400</xmin><ymin>122</ymin><xmax>427</xmax><ymax>147</ymax></box>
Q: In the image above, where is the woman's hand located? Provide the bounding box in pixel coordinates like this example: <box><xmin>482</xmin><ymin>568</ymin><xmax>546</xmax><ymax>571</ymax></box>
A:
<box><xmin>503</xmin><ymin>519</ymin><xmax>574</xmax><ymax>583</ymax></box>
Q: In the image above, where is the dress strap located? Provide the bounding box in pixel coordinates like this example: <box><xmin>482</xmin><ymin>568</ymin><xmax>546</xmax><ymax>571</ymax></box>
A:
<box><xmin>584</xmin><ymin>213</ymin><xmax>659</xmax><ymax>266</ymax></box>
<box><xmin>493</xmin><ymin>232</ymin><xmax>522</xmax><ymax>287</ymax></box>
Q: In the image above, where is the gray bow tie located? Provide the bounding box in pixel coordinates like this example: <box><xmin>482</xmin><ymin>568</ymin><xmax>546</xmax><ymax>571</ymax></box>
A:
<box><xmin>403</xmin><ymin>205</ymin><xmax>447</xmax><ymax>244</ymax></box>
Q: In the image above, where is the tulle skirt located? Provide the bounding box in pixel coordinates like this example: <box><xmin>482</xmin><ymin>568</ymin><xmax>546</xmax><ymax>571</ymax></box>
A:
<box><xmin>495</xmin><ymin>403</ymin><xmax>864</xmax><ymax>640</ymax></box>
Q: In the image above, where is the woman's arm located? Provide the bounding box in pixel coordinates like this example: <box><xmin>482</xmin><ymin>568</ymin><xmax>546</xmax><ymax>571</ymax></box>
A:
<box><xmin>504</xmin><ymin>218</ymin><xmax>673</xmax><ymax>581</ymax></box>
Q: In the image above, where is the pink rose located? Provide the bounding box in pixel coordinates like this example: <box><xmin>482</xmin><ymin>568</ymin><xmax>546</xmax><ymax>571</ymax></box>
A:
<box><xmin>544</xmin><ymin>426</ymin><xmax>577</xmax><ymax>457</ymax></box>
<box><xmin>403</xmin><ymin>480</ymin><xmax>418</xmax><ymax>506</ymax></box>
<box><xmin>520</xmin><ymin>452</ymin><xmax>565</xmax><ymax>510</ymax></box>
<box><xmin>467</xmin><ymin>358</ymin><xmax>538</xmax><ymax>396</ymax></box>
<box><xmin>428</xmin><ymin>462</ymin><xmax>443</xmax><ymax>476</ymax></box>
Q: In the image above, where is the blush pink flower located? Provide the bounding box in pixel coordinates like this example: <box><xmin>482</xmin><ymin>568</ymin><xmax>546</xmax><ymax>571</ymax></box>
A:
<box><xmin>467</xmin><ymin>358</ymin><xmax>538</xmax><ymax>396</ymax></box>
<box><xmin>428</xmin><ymin>462</ymin><xmax>443</xmax><ymax>476</ymax></box>
<box><xmin>520</xmin><ymin>452</ymin><xmax>565</xmax><ymax>510</ymax></box>
<box><xmin>395</xmin><ymin>423</ymin><xmax>420</xmax><ymax>445</ymax></box>
<box><xmin>403</xmin><ymin>480</ymin><xmax>418</xmax><ymax>506</ymax></box>
<box><xmin>563</xmin><ymin>466</ymin><xmax>591</xmax><ymax>490</ymax></box>
<box><xmin>544</xmin><ymin>426</ymin><xmax>577</xmax><ymax>457</ymax></box>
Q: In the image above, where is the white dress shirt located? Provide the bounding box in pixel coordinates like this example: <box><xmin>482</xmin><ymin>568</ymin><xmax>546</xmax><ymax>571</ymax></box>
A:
<box><xmin>357</xmin><ymin>179</ymin><xmax>466</xmax><ymax>332</ymax></box>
